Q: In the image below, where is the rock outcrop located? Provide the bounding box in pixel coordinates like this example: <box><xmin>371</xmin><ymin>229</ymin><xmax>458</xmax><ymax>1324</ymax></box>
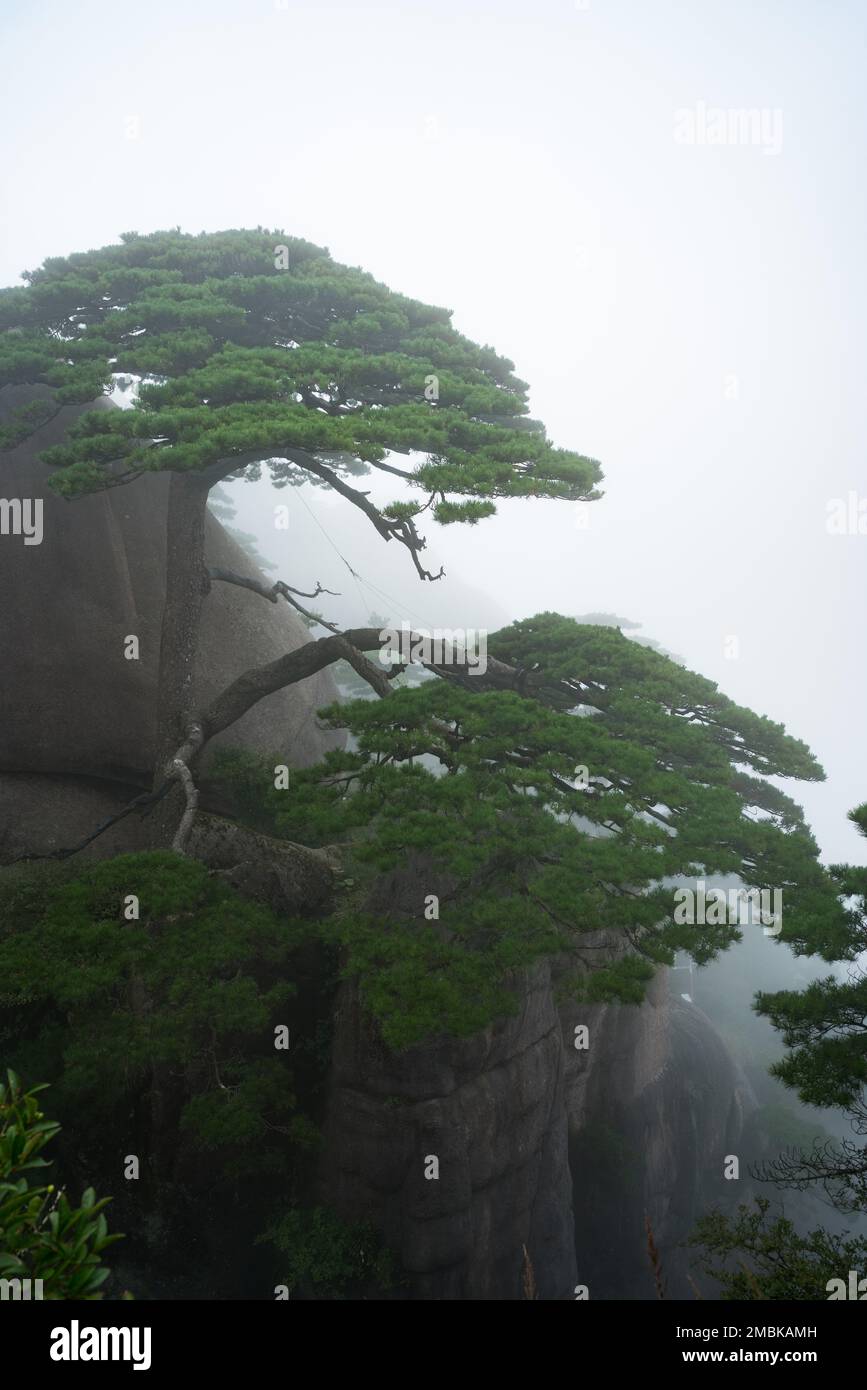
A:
<box><xmin>0</xmin><ymin>385</ymin><xmax>344</xmax><ymax>859</ymax></box>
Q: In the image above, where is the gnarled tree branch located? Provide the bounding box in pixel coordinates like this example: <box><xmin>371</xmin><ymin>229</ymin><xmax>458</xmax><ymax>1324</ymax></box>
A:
<box><xmin>2</xmin><ymin>626</ymin><xmax>579</xmax><ymax>866</ymax></box>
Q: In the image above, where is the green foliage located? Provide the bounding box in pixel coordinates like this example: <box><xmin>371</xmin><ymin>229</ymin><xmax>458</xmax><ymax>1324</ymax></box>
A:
<box><xmin>689</xmin><ymin>1197</ymin><xmax>867</xmax><ymax>1300</ymax></box>
<box><xmin>489</xmin><ymin>613</ymin><xmax>822</xmax><ymax>785</ymax></box>
<box><xmin>0</xmin><ymin>229</ymin><xmax>602</xmax><ymax>534</ymax></box>
<box><xmin>210</xmin><ymin>616</ymin><xmax>840</xmax><ymax>1049</ymax></box>
<box><xmin>735</xmin><ymin>798</ymin><xmax>867</xmax><ymax>1225</ymax></box>
<box><xmin>754</xmin><ymin>799</ymin><xmax>867</xmax><ymax>1112</ymax></box>
<box><xmin>0</xmin><ymin>854</ymin><xmax>314</xmax><ymax>1178</ymax></box>
<box><xmin>258</xmin><ymin>1205</ymin><xmax>397</xmax><ymax>1299</ymax></box>
<box><xmin>760</xmin><ymin>976</ymin><xmax>867</xmax><ymax>1107</ymax></box>
<box><xmin>0</xmin><ymin>397</ymin><xmax>58</xmax><ymax>450</ymax></box>
<box><xmin>431</xmin><ymin>499</ymin><xmax>497</xmax><ymax>524</ymax></box>
<box><xmin>0</xmin><ymin>1071</ymin><xmax>124</xmax><ymax>1299</ymax></box>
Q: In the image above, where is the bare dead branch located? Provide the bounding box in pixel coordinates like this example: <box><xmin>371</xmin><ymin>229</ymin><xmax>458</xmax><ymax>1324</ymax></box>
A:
<box><xmin>279</xmin><ymin>591</ymin><xmax>342</xmax><ymax>633</ymax></box>
<box><xmin>206</xmin><ymin>567</ymin><xmax>343</xmax><ymax>631</ymax></box>
<box><xmin>207</xmin><ymin>567</ymin><xmax>340</xmax><ymax>606</ymax></box>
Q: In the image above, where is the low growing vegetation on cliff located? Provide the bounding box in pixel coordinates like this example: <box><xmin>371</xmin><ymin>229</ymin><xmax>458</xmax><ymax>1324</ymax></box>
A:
<box><xmin>258</xmin><ymin>1205</ymin><xmax>398</xmax><ymax>1299</ymax></box>
<box><xmin>0</xmin><ymin>854</ymin><xmax>321</xmax><ymax>1185</ymax></box>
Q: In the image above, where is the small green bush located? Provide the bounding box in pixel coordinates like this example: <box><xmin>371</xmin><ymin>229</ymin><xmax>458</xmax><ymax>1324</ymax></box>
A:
<box><xmin>0</xmin><ymin>1070</ymin><xmax>124</xmax><ymax>1299</ymax></box>
<box><xmin>258</xmin><ymin>1205</ymin><xmax>397</xmax><ymax>1299</ymax></box>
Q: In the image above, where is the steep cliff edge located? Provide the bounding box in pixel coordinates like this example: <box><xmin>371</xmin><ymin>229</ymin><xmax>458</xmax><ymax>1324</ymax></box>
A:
<box><xmin>320</xmin><ymin>961</ymin><xmax>576</xmax><ymax>1300</ymax></box>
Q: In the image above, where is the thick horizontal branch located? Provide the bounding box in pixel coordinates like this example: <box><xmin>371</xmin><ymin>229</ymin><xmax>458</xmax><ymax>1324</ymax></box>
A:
<box><xmin>200</xmin><ymin>629</ymin><xmax>387</xmax><ymax>740</ymax></box>
<box><xmin>198</xmin><ymin>627</ymin><xmax>580</xmax><ymax>746</ymax></box>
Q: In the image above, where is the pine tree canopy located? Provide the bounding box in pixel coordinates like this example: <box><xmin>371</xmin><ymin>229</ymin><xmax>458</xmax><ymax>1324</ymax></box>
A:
<box><xmin>0</xmin><ymin>228</ymin><xmax>602</xmax><ymax>577</ymax></box>
<box><xmin>215</xmin><ymin>614</ymin><xmax>844</xmax><ymax>1048</ymax></box>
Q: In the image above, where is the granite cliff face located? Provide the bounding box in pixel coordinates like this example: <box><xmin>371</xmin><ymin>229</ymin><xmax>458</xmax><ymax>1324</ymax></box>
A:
<box><xmin>321</xmin><ymin>961</ymin><xmax>576</xmax><ymax>1300</ymax></box>
<box><xmin>320</xmin><ymin>959</ymin><xmax>756</xmax><ymax>1300</ymax></box>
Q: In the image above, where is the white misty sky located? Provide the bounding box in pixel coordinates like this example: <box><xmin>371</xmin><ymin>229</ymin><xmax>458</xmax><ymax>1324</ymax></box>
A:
<box><xmin>2</xmin><ymin>0</ymin><xmax>865</xmax><ymax>859</ymax></box>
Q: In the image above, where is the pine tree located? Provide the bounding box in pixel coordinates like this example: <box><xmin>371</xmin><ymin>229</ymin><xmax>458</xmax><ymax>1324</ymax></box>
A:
<box><xmin>0</xmin><ymin>227</ymin><xmax>601</xmax><ymax>832</ymax></box>
<box><xmin>0</xmin><ymin>231</ymin><xmax>844</xmax><ymax>1045</ymax></box>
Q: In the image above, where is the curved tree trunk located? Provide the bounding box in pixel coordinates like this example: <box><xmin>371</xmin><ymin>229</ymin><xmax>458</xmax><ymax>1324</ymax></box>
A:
<box><xmin>149</xmin><ymin>471</ymin><xmax>211</xmax><ymax>845</ymax></box>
